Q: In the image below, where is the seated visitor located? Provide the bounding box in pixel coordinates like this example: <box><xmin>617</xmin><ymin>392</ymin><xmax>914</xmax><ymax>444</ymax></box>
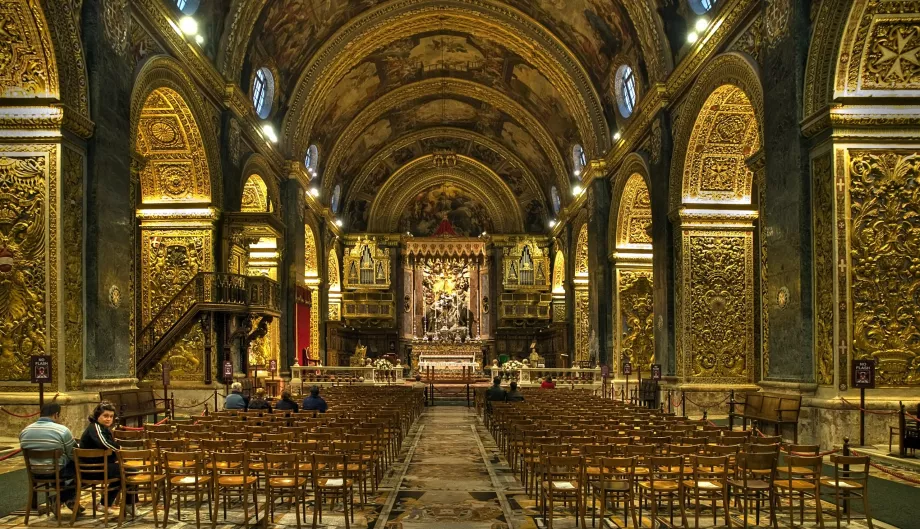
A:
<box><xmin>506</xmin><ymin>381</ymin><xmax>525</xmax><ymax>402</ymax></box>
<box><xmin>274</xmin><ymin>390</ymin><xmax>299</xmax><ymax>413</ymax></box>
<box><xmin>541</xmin><ymin>376</ymin><xmax>556</xmax><ymax>389</ymax></box>
<box><xmin>411</xmin><ymin>374</ymin><xmax>426</xmax><ymax>389</ymax></box>
<box><xmin>224</xmin><ymin>382</ymin><xmax>248</xmax><ymax>410</ymax></box>
<box><xmin>485</xmin><ymin>377</ymin><xmax>507</xmax><ymax>403</ymax></box>
<box><xmin>247</xmin><ymin>388</ymin><xmax>272</xmax><ymax>412</ymax></box>
<box><xmin>19</xmin><ymin>402</ymin><xmax>79</xmax><ymax>511</ymax></box>
<box><xmin>79</xmin><ymin>401</ymin><xmax>124</xmax><ymax>511</ymax></box>
<box><xmin>301</xmin><ymin>385</ymin><xmax>328</xmax><ymax>413</ymax></box>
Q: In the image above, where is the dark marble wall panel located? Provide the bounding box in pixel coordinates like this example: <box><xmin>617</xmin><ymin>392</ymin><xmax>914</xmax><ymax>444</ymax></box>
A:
<box><xmin>281</xmin><ymin>180</ymin><xmax>305</xmax><ymax>371</ymax></box>
<box><xmin>588</xmin><ymin>179</ymin><xmax>612</xmax><ymax>367</ymax></box>
<box><xmin>648</xmin><ymin>114</ymin><xmax>676</xmax><ymax>375</ymax></box>
<box><xmin>82</xmin><ymin>0</ymin><xmax>133</xmax><ymax>380</ymax></box>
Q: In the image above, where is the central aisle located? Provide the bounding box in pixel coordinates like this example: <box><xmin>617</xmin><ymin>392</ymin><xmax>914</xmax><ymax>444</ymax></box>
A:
<box><xmin>376</xmin><ymin>406</ymin><xmax>518</xmax><ymax>529</ymax></box>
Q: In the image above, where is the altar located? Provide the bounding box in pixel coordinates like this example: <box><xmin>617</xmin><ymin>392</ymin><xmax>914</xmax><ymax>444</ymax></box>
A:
<box><xmin>412</xmin><ymin>340</ymin><xmax>482</xmax><ymax>375</ymax></box>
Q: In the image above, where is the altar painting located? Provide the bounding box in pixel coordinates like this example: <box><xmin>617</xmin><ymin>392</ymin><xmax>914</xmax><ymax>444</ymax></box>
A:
<box><xmin>398</xmin><ymin>183</ymin><xmax>494</xmax><ymax>236</ymax></box>
<box><xmin>422</xmin><ymin>259</ymin><xmax>474</xmax><ymax>341</ymax></box>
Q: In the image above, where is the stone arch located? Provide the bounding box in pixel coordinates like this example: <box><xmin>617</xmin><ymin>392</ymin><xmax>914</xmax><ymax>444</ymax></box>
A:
<box><xmin>668</xmin><ymin>53</ymin><xmax>764</xmax><ymax>212</ymax></box>
<box><xmin>132</xmin><ymin>55</ymin><xmax>223</xmax><ymax>205</ymax></box>
<box><xmin>38</xmin><ymin>0</ymin><xmax>91</xmax><ymax>127</ymax></box>
<box><xmin>802</xmin><ymin>0</ymin><xmax>855</xmax><ymax>131</ymax></box>
<box><xmin>609</xmin><ymin>153</ymin><xmax>653</xmax><ymax>251</ymax></box>
<box><xmin>552</xmin><ymin>251</ymin><xmax>566</xmax><ymax>294</ymax></box>
<box><xmin>241</xmin><ymin>175</ymin><xmax>271</xmax><ymax>213</ymax></box>
<box><xmin>240</xmin><ymin>153</ymin><xmax>282</xmax><ymax>214</ymax></box>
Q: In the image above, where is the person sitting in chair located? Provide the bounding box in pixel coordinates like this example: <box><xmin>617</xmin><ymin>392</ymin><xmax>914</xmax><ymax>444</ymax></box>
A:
<box><xmin>301</xmin><ymin>385</ymin><xmax>328</xmax><ymax>413</ymax></box>
<box><xmin>247</xmin><ymin>388</ymin><xmax>272</xmax><ymax>412</ymax></box>
<box><xmin>506</xmin><ymin>381</ymin><xmax>525</xmax><ymax>402</ymax></box>
<box><xmin>19</xmin><ymin>402</ymin><xmax>80</xmax><ymax>513</ymax></box>
<box><xmin>224</xmin><ymin>382</ymin><xmax>248</xmax><ymax>410</ymax></box>
<box><xmin>274</xmin><ymin>390</ymin><xmax>299</xmax><ymax>413</ymax></box>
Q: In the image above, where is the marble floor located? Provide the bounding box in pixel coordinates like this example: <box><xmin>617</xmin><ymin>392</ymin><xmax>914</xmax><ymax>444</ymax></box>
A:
<box><xmin>0</xmin><ymin>407</ymin><xmax>902</xmax><ymax>528</ymax></box>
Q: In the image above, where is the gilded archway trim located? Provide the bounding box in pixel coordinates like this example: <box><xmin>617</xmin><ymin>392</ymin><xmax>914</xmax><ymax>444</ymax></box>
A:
<box><xmin>131</xmin><ymin>55</ymin><xmax>223</xmax><ymax>205</ymax></box>
<box><xmin>39</xmin><ymin>0</ymin><xmax>91</xmax><ymax>127</ymax></box>
<box><xmin>367</xmin><ymin>155</ymin><xmax>524</xmax><ymax>233</ymax></box>
<box><xmin>321</xmin><ymin>77</ymin><xmax>569</xmax><ymax>196</ymax></box>
<box><xmin>232</xmin><ymin>0</ymin><xmax>611</xmax><ymax>155</ymax></box>
<box><xmin>609</xmin><ymin>153</ymin><xmax>653</xmax><ymax>251</ymax></box>
<box><xmin>240</xmin><ymin>153</ymin><xmax>282</xmax><ymax>215</ymax></box>
<box><xmin>668</xmin><ymin>53</ymin><xmax>764</xmax><ymax>213</ymax></box>
<box><xmin>345</xmin><ymin>126</ymin><xmax>544</xmax><ymax>207</ymax></box>
<box><xmin>1</xmin><ymin>0</ymin><xmax>58</xmax><ymax>100</ymax></box>
<box><xmin>802</xmin><ymin>0</ymin><xmax>854</xmax><ymax>131</ymax></box>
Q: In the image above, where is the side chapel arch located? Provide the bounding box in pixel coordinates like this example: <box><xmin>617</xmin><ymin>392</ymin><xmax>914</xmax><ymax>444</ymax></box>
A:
<box><xmin>303</xmin><ymin>223</ymin><xmax>321</xmax><ymax>361</ymax></box>
<box><xmin>573</xmin><ymin>222</ymin><xmax>590</xmax><ymax>364</ymax></box>
<box><xmin>671</xmin><ymin>53</ymin><xmax>764</xmax><ymax>385</ymax></box>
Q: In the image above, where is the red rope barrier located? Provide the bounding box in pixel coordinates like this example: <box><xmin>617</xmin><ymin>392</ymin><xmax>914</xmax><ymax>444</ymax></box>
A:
<box><xmin>173</xmin><ymin>395</ymin><xmax>213</xmax><ymax>410</ymax></box>
<box><xmin>905</xmin><ymin>411</ymin><xmax>920</xmax><ymax>422</ymax></box>
<box><xmin>850</xmin><ymin>449</ymin><xmax>920</xmax><ymax>486</ymax></box>
<box><xmin>0</xmin><ymin>407</ymin><xmax>40</xmax><ymax>418</ymax></box>
<box><xmin>839</xmin><ymin>396</ymin><xmax>898</xmax><ymax>415</ymax></box>
<box><xmin>0</xmin><ymin>449</ymin><xmax>22</xmax><ymax>462</ymax></box>
<box><xmin>781</xmin><ymin>447</ymin><xmax>842</xmax><ymax>457</ymax></box>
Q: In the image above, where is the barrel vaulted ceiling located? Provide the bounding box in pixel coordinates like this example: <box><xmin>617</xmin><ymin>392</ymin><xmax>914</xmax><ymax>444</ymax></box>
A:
<box><xmin>215</xmin><ymin>0</ymin><xmax>677</xmax><ymax>234</ymax></box>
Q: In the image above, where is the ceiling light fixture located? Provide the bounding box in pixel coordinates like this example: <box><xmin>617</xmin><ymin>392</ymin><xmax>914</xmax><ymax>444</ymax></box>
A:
<box><xmin>310</xmin><ymin>187</ymin><xmax>320</xmax><ymax>197</ymax></box>
<box><xmin>695</xmin><ymin>17</ymin><xmax>709</xmax><ymax>32</ymax></box>
<box><xmin>548</xmin><ymin>219</ymin><xmax>558</xmax><ymax>228</ymax></box>
<box><xmin>687</xmin><ymin>31</ymin><xmax>699</xmax><ymax>44</ymax></box>
<box><xmin>195</xmin><ymin>34</ymin><xmax>204</xmax><ymax>45</ymax></box>
<box><xmin>572</xmin><ymin>184</ymin><xmax>584</xmax><ymax>196</ymax></box>
<box><xmin>574</xmin><ymin>169</ymin><xmax>581</xmax><ymax>177</ymax></box>
<box><xmin>179</xmin><ymin>16</ymin><xmax>198</xmax><ymax>36</ymax></box>
<box><xmin>613</xmin><ymin>131</ymin><xmax>622</xmax><ymax>141</ymax></box>
<box><xmin>261</xmin><ymin>124</ymin><xmax>278</xmax><ymax>143</ymax></box>
<box><xmin>334</xmin><ymin>219</ymin><xmax>344</xmax><ymax>228</ymax></box>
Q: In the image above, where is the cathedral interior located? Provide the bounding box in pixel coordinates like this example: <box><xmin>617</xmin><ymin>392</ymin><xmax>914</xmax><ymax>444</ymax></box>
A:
<box><xmin>1</xmin><ymin>0</ymin><xmax>920</xmax><ymax>526</ymax></box>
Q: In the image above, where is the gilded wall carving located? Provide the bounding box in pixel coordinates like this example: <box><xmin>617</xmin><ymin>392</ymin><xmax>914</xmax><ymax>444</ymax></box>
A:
<box><xmin>575</xmin><ymin>289</ymin><xmax>589</xmax><ymax>364</ymax></box>
<box><xmin>812</xmin><ymin>153</ymin><xmax>835</xmax><ymax>385</ymax></box>
<box><xmin>146</xmin><ymin>320</ymin><xmax>204</xmax><ymax>381</ymax></box>
<box><xmin>682</xmin><ymin>231</ymin><xmax>754</xmax><ymax>382</ymax></box>
<box><xmin>327</xmin><ymin>248</ymin><xmax>341</xmax><ymax>321</ymax></box>
<box><xmin>850</xmin><ymin>150</ymin><xmax>920</xmax><ymax>385</ymax></box>
<box><xmin>615</xmin><ymin>174</ymin><xmax>652</xmax><ymax>249</ymax></box>
<box><xmin>551</xmin><ymin>251</ymin><xmax>565</xmax><ymax>293</ymax></box>
<box><xmin>575</xmin><ymin>224</ymin><xmax>589</xmax><ymax>277</ymax></box>
<box><xmin>502</xmin><ymin>239</ymin><xmax>550</xmax><ymax>291</ymax></box>
<box><xmin>136</xmin><ymin>88</ymin><xmax>212</xmax><ymax>203</ymax></box>
<box><xmin>304</xmin><ymin>226</ymin><xmax>320</xmax><ymax>359</ymax></box>
<box><xmin>140</xmin><ymin>230</ymin><xmax>213</xmax><ymax>326</ymax></box>
<box><xmin>0</xmin><ymin>0</ymin><xmax>57</xmax><ymax>98</ymax></box>
<box><xmin>241</xmin><ymin>174</ymin><xmax>270</xmax><ymax>212</ymax></box>
<box><xmin>618</xmin><ymin>270</ymin><xmax>654</xmax><ymax>374</ymax></box>
<box><xmin>62</xmin><ymin>146</ymin><xmax>83</xmax><ymax>390</ymax></box>
<box><xmin>0</xmin><ymin>151</ymin><xmax>48</xmax><ymax>381</ymax></box>
<box><xmin>764</xmin><ymin>0</ymin><xmax>791</xmax><ymax>48</ymax></box>
<box><xmin>102</xmin><ymin>0</ymin><xmax>129</xmax><ymax>57</ymax></box>
<box><xmin>728</xmin><ymin>15</ymin><xmax>763</xmax><ymax>65</ymax></box>
<box><xmin>838</xmin><ymin>0</ymin><xmax>920</xmax><ymax>93</ymax></box>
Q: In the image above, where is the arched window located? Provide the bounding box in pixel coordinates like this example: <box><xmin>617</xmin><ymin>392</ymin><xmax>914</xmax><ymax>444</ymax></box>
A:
<box><xmin>615</xmin><ymin>64</ymin><xmax>638</xmax><ymax>118</ymax></box>
<box><xmin>331</xmin><ymin>184</ymin><xmax>342</xmax><ymax>213</ymax></box>
<box><xmin>551</xmin><ymin>186</ymin><xmax>561</xmax><ymax>215</ymax></box>
<box><xmin>304</xmin><ymin>144</ymin><xmax>319</xmax><ymax>174</ymax></box>
<box><xmin>689</xmin><ymin>0</ymin><xmax>716</xmax><ymax>14</ymax></box>
<box><xmin>572</xmin><ymin>145</ymin><xmax>587</xmax><ymax>176</ymax></box>
<box><xmin>252</xmin><ymin>67</ymin><xmax>274</xmax><ymax>119</ymax></box>
<box><xmin>175</xmin><ymin>0</ymin><xmax>199</xmax><ymax>14</ymax></box>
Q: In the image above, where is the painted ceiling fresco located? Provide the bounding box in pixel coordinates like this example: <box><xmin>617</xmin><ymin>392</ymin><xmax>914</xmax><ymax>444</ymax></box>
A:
<box><xmin>398</xmin><ymin>182</ymin><xmax>495</xmax><ymax>237</ymax></box>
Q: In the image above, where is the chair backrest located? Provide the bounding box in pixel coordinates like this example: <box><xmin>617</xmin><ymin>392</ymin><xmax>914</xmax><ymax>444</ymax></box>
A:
<box><xmin>690</xmin><ymin>455</ymin><xmax>728</xmax><ymax>480</ymax></box>
<box><xmin>545</xmin><ymin>455</ymin><xmax>582</xmax><ymax>481</ymax></box>
<box><xmin>649</xmin><ymin>455</ymin><xmax>684</xmax><ymax>481</ymax></box>
<box><xmin>829</xmin><ymin>455</ymin><xmax>870</xmax><ymax>484</ymax></box>
<box><xmin>212</xmin><ymin>451</ymin><xmax>249</xmax><ymax>477</ymax></box>
<box><xmin>223</xmin><ymin>432</ymin><xmax>252</xmax><ymax>442</ymax></box>
<box><xmin>146</xmin><ymin>430</ymin><xmax>176</xmax><ymax>441</ymax></box>
<box><xmin>313</xmin><ymin>453</ymin><xmax>348</xmax><ymax>481</ymax></box>
<box><xmin>667</xmin><ymin>444</ymin><xmax>697</xmax><ymax>456</ymax></box>
<box><xmin>118</xmin><ymin>439</ymin><xmax>147</xmax><ymax>449</ymax></box>
<box><xmin>117</xmin><ymin>449</ymin><xmax>157</xmax><ymax>481</ymax></box>
<box><xmin>265</xmin><ymin>452</ymin><xmax>299</xmax><ymax>480</ymax></box>
<box><xmin>23</xmin><ymin>448</ymin><xmax>64</xmax><ymax>480</ymax></box>
<box><xmin>164</xmin><ymin>451</ymin><xmax>204</xmax><ymax>480</ymax></box>
<box><xmin>751</xmin><ymin>435</ymin><xmax>782</xmax><ymax>445</ymax></box>
<box><xmin>783</xmin><ymin>455</ymin><xmax>823</xmax><ymax>480</ymax></box>
<box><xmin>599</xmin><ymin>456</ymin><xmax>635</xmax><ymax>481</ymax></box>
<box><xmin>73</xmin><ymin>448</ymin><xmax>113</xmax><ymax>483</ymax></box>
<box><xmin>113</xmin><ymin>429</ymin><xmax>145</xmax><ymax>440</ymax></box>
<box><xmin>155</xmin><ymin>439</ymin><xmax>188</xmax><ymax>452</ymax></box>
<box><xmin>784</xmin><ymin>444</ymin><xmax>819</xmax><ymax>455</ymax></box>
<box><xmin>737</xmin><ymin>452</ymin><xmax>777</xmax><ymax>484</ymax></box>
<box><xmin>201</xmin><ymin>439</ymin><xmax>230</xmax><ymax>453</ymax></box>
<box><xmin>748</xmin><ymin>443</ymin><xmax>780</xmax><ymax>454</ymax></box>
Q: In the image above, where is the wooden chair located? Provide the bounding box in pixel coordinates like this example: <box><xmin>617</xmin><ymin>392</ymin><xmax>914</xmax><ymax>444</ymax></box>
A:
<box><xmin>774</xmin><ymin>455</ymin><xmax>824</xmax><ymax>529</ymax></box>
<box><xmin>117</xmin><ymin>449</ymin><xmax>166</xmax><ymax>527</ymax></box>
<box><xmin>312</xmin><ymin>453</ymin><xmax>356</xmax><ymax>529</ymax></box>
<box><xmin>539</xmin><ymin>455</ymin><xmax>585</xmax><ymax>529</ymax></box>
<box><xmin>211</xmin><ymin>452</ymin><xmax>259</xmax><ymax>527</ymax></box>
<box><xmin>243</xmin><ymin>440</ymin><xmax>273</xmax><ymax>488</ymax></box>
<box><xmin>683</xmin><ymin>455</ymin><xmax>730</xmax><ymax>528</ymax></box>
<box><xmin>71</xmin><ymin>448</ymin><xmax>120</xmax><ymax>527</ymax></box>
<box><xmin>637</xmin><ymin>455</ymin><xmax>687</xmax><ymax>529</ymax></box>
<box><xmin>265</xmin><ymin>452</ymin><xmax>309</xmax><ymax>529</ymax></box>
<box><xmin>163</xmin><ymin>451</ymin><xmax>212</xmax><ymax>529</ymax></box>
<box><xmin>821</xmin><ymin>455</ymin><xmax>873</xmax><ymax>529</ymax></box>
<box><xmin>728</xmin><ymin>452</ymin><xmax>778</xmax><ymax>529</ymax></box>
<box><xmin>22</xmin><ymin>448</ymin><xmax>74</xmax><ymax>526</ymax></box>
<box><xmin>589</xmin><ymin>456</ymin><xmax>637</xmax><ymax>529</ymax></box>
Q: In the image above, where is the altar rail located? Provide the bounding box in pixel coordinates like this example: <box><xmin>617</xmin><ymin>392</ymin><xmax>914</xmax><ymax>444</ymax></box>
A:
<box><xmin>289</xmin><ymin>365</ymin><xmax>404</xmax><ymax>389</ymax></box>
<box><xmin>490</xmin><ymin>366</ymin><xmax>602</xmax><ymax>386</ymax></box>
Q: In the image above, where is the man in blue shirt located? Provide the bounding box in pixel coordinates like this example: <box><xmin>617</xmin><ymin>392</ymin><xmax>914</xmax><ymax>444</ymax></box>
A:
<box><xmin>224</xmin><ymin>382</ymin><xmax>248</xmax><ymax>410</ymax></box>
<box><xmin>19</xmin><ymin>403</ymin><xmax>79</xmax><ymax>509</ymax></box>
<box><xmin>301</xmin><ymin>385</ymin><xmax>328</xmax><ymax>413</ymax></box>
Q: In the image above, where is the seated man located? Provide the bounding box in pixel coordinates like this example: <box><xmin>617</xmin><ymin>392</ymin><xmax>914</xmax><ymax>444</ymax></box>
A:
<box><xmin>224</xmin><ymin>382</ymin><xmax>248</xmax><ymax>410</ymax></box>
<box><xmin>506</xmin><ymin>381</ymin><xmax>525</xmax><ymax>402</ymax></box>
<box><xmin>485</xmin><ymin>377</ymin><xmax>507</xmax><ymax>404</ymax></box>
<box><xmin>274</xmin><ymin>390</ymin><xmax>299</xmax><ymax>413</ymax></box>
<box><xmin>19</xmin><ymin>402</ymin><xmax>79</xmax><ymax>511</ymax></box>
<box><xmin>301</xmin><ymin>385</ymin><xmax>328</xmax><ymax>413</ymax></box>
<box><xmin>247</xmin><ymin>388</ymin><xmax>272</xmax><ymax>412</ymax></box>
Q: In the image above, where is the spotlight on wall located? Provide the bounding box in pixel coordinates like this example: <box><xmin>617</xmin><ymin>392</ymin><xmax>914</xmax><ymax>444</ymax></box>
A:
<box><xmin>310</xmin><ymin>187</ymin><xmax>320</xmax><ymax>197</ymax></box>
<box><xmin>195</xmin><ymin>34</ymin><xmax>204</xmax><ymax>45</ymax></box>
<box><xmin>574</xmin><ymin>169</ymin><xmax>581</xmax><ymax>177</ymax></box>
<box><xmin>687</xmin><ymin>31</ymin><xmax>699</xmax><ymax>44</ymax></box>
<box><xmin>613</xmin><ymin>131</ymin><xmax>622</xmax><ymax>141</ymax></box>
<box><xmin>334</xmin><ymin>218</ymin><xmax>344</xmax><ymax>228</ymax></box>
<box><xmin>179</xmin><ymin>16</ymin><xmax>198</xmax><ymax>36</ymax></box>
<box><xmin>572</xmin><ymin>184</ymin><xmax>584</xmax><ymax>196</ymax></box>
<box><xmin>261</xmin><ymin>124</ymin><xmax>278</xmax><ymax>143</ymax></box>
<box><xmin>695</xmin><ymin>17</ymin><xmax>709</xmax><ymax>32</ymax></box>
<box><xmin>549</xmin><ymin>219</ymin><xmax>558</xmax><ymax>228</ymax></box>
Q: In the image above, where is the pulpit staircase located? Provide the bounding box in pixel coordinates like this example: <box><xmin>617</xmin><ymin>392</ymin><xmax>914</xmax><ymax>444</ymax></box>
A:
<box><xmin>136</xmin><ymin>272</ymin><xmax>282</xmax><ymax>380</ymax></box>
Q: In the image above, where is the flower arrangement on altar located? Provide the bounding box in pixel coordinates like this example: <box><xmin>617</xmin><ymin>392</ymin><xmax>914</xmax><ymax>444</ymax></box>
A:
<box><xmin>373</xmin><ymin>358</ymin><xmax>394</xmax><ymax>370</ymax></box>
<box><xmin>501</xmin><ymin>359</ymin><xmax>525</xmax><ymax>381</ymax></box>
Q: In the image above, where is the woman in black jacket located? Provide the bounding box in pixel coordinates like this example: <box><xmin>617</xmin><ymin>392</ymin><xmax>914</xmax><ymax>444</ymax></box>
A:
<box><xmin>274</xmin><ymin>390</ymin><xmax>299</xmax><ymax>413</ymax></box>
<box><xmin>247</xmin><ymin>388</ymin><xmax>273</xmax><ymax>413</ymax></box>
<box><xmin>79</xmin><ymin>401</ymin><xmax>123</xmax><ymax>511</ymax></box>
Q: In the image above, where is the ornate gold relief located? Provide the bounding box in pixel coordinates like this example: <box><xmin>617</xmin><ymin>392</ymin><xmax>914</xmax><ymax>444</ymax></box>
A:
<box><xmin>146</xmin><ymin>320</ymin><xmax>204</xmax><ymax>381</ymax></box>
<box><xmin>681</xmin><ymin>230</ymin><xmax>754</xmax><ymax>383</ymax></box>
<box><xmin>551</xmin><ymin>251</ymin><xmax>565</xmax><ymax>293</ymax></box>
<box><xmin>575</xmin><ymin>224</ymin><xmax>589</xmax><ymax>278</ymax></box>
<box><xmin>140</xmin><ymin>230</ymin><xmax>213</xmax><ymax>326</ymax></box>
<box><xmin>241</xmin><ymin>174</ymin><xmax>270</xmax><ymax>212</ymax></box>
<box><xmin>0</xmin><ymin>151</ymin><xmax>48</xmax><ymax>382</ymax></box>
<box><xmin>0</xmin><ymin>0</ymin><xmax>58</xmax><ymax>99</ymax></box>
<box><xmin>62</xmin><ymin>146</ymin><xmax>83</xmax><ymax>390</ymax></box>
<box><xmin>764</xmin><ymin>0</ymin><xmax>791</xmax><ymax>48</ymax></box>
<box><xmin>616</xmin><ymin>174</ymin><xmax>652</xmax><ymax>249</ymax></box>
<box><xmin>850</xmin><ymin>149</ymin><xmax>920</xmax><ymax>386</ymax></box>
<box><xmin>343</xmin><ymin>237</ymin><xmax>391</xmax><ymax>290</ymax></box>
<box><xmin>327</xmin><ymin>248</ymin><xmax>341</xmax><ymax>321</ymax></box>
<box><xmin>503</xmin><ymin>238</ymin><xmax>550</xmax><ymax>291</ymax></box>
<box><xmin>682</xmin><ymin>85</ymin><xmax>760</xmax><ymax>204</ymax></box>
<box><xmin>812</xmin><ymin>153</ymin><xmax>835</xmax><ymax>385</ymax></box>
<box><xmin>304</xmin><ymin>225</ymin><xmax>320</xmax><ymax>359</ymax></box>
<box><xmin>618</xmin><ymin>270</ymin><xmax>654</xmax><ymax>374</ymax></box>
<box><xmin>136</xmin><ymin>88</ymin><xmax>212</xmax><ymax>203</ymax></box>
<box><xmin>574</xmin><ymin>289</ymin><xmax>589</xmax><ymax>364</ymax></box>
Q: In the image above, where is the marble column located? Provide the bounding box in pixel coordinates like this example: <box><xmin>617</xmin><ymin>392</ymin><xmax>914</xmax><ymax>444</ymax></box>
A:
<box><xmin>587</xmin><ymin>177</ymin><xmax>613</xmax><ymax>367</ymax></box>
<box><xmin>280</xmin><ymin>179</ymin><xmax>306</xmax><ymax>372</ymax></box>
<box><xmin>82</xmin><ymin>0</ymin><xmax>133</xmax><ymax>382</ymax></box>
<box><xmin>648</xmin><ymin>113</ymin><xmax>677</xmax><ymax>376</ymax></box>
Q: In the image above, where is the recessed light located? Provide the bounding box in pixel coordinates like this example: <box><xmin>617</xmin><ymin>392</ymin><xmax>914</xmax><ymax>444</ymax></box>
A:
<box><xmin>179</xmin><ymin>17</ymin><xmax>198</xmax><ymax>36</ymax></box>
<box><xmin>695</xmin><ymin>18</ymin><xmax>709</xmax><ymax>32</ymax></box>
<box><xmin>687</xmin><ymin>31</ymin><xmax>699</xmax><ymax>44</ymax></box>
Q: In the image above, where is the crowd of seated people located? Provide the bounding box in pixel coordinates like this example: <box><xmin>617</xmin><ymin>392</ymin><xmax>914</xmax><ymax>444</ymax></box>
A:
<box><xmin>19</xmin><ymin>385</ymin><xmax>423</xmax><ymax>525</ymax></box>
